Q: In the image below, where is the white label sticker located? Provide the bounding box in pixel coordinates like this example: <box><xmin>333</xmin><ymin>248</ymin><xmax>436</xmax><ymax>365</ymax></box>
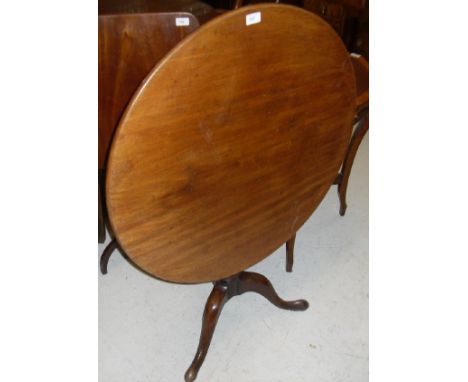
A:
<box><xmin>176</xmin><ymin>17</ymin><xmax>190</xmax><ymax>26</ymax></box>
<box><xmin>246</xmin><ymin>12</ymin><xmax>261</xmax><ymax>26</ymax></box>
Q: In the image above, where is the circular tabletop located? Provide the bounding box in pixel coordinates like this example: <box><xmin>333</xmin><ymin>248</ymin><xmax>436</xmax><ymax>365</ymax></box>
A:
<box><xmin>106</xmin><ymin>4</ymin><xmax>356</xmax><ymax>283</ymax></box>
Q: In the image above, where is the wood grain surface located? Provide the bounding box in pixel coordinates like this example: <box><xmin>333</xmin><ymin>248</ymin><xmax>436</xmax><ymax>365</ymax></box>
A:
<box><xmin>98</xmin><ymin>12</ymin><xmax>200</xmax><ymax>168</ymax></box>
<box><xmin>106</xmin><ymin>4</ymin><xmax>356</xmax><ymax>283</ymax></box>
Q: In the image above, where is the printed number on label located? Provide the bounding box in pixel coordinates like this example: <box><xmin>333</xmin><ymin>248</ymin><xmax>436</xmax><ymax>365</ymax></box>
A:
<box><xmin>176</xmin><ymin>17</ymin><xmax>190</xmax><ymax>26</ymax></box>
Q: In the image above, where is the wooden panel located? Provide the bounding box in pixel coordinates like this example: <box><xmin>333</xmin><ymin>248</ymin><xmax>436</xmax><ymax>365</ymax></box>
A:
<box><xmin>106</xmin><ymin>4</ymin><xmax>356</xmax><ymax>283</ymax></box>
<box><xmin>98</xmin><ymin>0</ymin><xmax>219</xmax><ymax>24</ymax></box>
<box><xmin>98</xmin><ymin>12</ymin><xmax>200</xmax><ymax>168</ymax></box>
<box><xmin>303</xmin><ymin>0</ymin><xmax>346</xmax><ymax>36</ymax></box>
<box><xmin>99</xmin><ymin>0</ymin><xmax>209</xmax><ymax>15</ymax></box>
<box><xmin>303</xmin><ymin>0</ymin><xmax>368</xmax><ymax>53</ymax></box>
<box><xmin>350</xmin><ymin>54</ymin><xmax>368</xmax><ymax>112</ymax></box>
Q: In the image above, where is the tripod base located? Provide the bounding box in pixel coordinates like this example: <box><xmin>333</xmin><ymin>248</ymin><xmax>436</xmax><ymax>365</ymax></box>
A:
<box><xmin>184</xmin><ymin>271</ymin><xmax>308</xmax><ymax>382</ymax></box>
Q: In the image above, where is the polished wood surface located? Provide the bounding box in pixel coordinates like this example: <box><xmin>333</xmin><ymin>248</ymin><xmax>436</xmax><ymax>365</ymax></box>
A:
<box><xmin>106</xmin><ymin>4</ymin><xmax>356</xmax><ymax>283</ymax></box>
<box><xmin>98</xmin><ymin>12</ymin><xmax>200</xmax><ymax>168</ymax></box>
<box><xmin>286</xmin><ymin>53</ymin><xmax>368</xmax><ymax>269</ymax></box>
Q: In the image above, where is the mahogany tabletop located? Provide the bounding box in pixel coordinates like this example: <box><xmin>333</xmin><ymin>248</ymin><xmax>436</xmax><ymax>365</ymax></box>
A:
<box><xmin>98</xmin><ymin>12</ymin><xmax>200</xmax><ymax>169</ymax></box>
<box><xmin>106</xmin><ymin>4</ymin><xmax>356</xmax><ymax>283</ymax></box>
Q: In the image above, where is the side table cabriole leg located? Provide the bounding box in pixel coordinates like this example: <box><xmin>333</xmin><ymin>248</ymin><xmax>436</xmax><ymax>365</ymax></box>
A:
<box><xmin>286</xmin><ymin>234</ymin><xmax>296</xmax><ymax>272</ymax></box>
<box><xmin>99</xmin><ymin>169</ymin><xmax>121</xmax><ymax>275</ymax></box>
<box><xmin>100</xmin><ymin>238</ymin><xmax>118</xmax><ymax>275</ymax></box>
<box><xmin>98</xmin><ymin>186</ymin><xmax>105</xmax><ymax>243</ymax></box>
<box><xmin>336</xmin><ymin>111</ymin><xmax>369</xmax><ymax>216</ymax></box>
<box><xmin>184</xmin><ymin>282</ymin><xmax>229</xmax><ymax>382</ymax></box>
<box><xmin>98</xmin><ymin>170</ymin><xmax>106</xmax><ymax>243</ymax></box>
<box><xmin>184</xmin><ymin>271</ymin><xmax>309</xmax><ymax>382</ymax></box>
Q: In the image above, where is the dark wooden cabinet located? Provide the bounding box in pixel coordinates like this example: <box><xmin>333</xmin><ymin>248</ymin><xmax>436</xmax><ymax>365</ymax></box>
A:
<box><xmin>204</xmin><ymin>0</ymin><xmax>368</xmax><ymax>57</ymax></box>
<box><xmin>303</xmin><ymin>0</ymin><xmax>368</xmax><ymax>57</ymax></box>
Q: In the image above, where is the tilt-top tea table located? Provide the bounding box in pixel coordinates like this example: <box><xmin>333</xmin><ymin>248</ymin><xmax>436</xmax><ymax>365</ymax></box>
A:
<box><xmin>105</xmin><ymin>4</ymin><xmax>356</xmax><ymax>381</ymax></box>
